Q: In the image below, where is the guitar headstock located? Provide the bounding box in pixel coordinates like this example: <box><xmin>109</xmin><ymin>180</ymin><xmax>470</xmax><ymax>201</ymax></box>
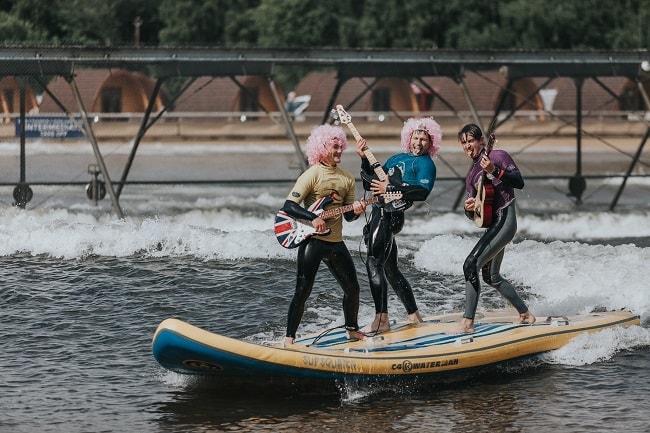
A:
<box><xmin>335</xmin><ymin>105</ymin><xmax>352</xmax><ymax>125</ymax></box>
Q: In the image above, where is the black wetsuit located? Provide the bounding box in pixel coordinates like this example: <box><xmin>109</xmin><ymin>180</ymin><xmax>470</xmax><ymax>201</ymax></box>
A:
<box><xmin>364</xmin><ymin>208</ymin><xmax>419</xmax><ymax>314</ymax></box>
<box><xmin>285</xmin><ymin>235</ymin><xmax>361</xmax><ymax>339</ymax></box>
<box><xmin>282</xmin><ymin>163</ymin><xmax>361</xmax><ymax>339</ymax></box>
<box><xmin>360</xmin><ymin>152</ymin><xmax>436</xmax><ymax>316</ymax></box>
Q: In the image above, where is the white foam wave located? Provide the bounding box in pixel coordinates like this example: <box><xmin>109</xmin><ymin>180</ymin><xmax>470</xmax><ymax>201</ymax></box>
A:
<box><xmin>407</xmin><ymin>210</ymin><xmax>650</xmax><ymax>239</ymax></box>
<box><xmin>0</xmin><ymin>206</ymin><xmax>293</xmax><ymax>260</ymax></box>
<box><xmin>540</xmin><ymin>325</ymin><xmax>650</xmax><ymax>366</ymax></box>
<box><xmin>1</xmin><ymin>201</ymin><xmax>648</xmax><ymax>318</ymax></box>
<box><xmin>412</xmin><ymin>234</ymin><xmax>650</xmax><ymax>316</ymax></box>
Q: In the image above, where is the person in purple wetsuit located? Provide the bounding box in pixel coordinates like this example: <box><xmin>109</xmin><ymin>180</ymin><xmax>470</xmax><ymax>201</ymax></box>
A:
<box><xmin>457</xmin><ymin>123</ymin><xmax>536</xmax><ymax>334</ymax></box>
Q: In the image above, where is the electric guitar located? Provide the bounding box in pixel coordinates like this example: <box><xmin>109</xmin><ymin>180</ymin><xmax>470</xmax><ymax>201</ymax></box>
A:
<box><xmin>473</xmin><ymin>132</ymin><xmax>496</xmax><ymax>228</ymax></box>
<box><xmin>334</xmin><ymin>104</ymin><xmax>412</xmax><ymax>212</ymax></box>
<box><xmin>274</xmin><ymin>193</ymin><xmax>402</xmax><ymax>249</ymax></box>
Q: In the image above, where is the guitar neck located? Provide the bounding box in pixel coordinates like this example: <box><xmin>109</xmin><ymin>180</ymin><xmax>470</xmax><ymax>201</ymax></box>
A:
<box><xmin>344</xmin><ymin>121</ymin><xmax>387</xmax><ymax>181</ymax></box>
<box><xmin>319</xmin><ymin>197</ymin><xmax>379</xmax><ymax>220</ymax></box>
<box><xmin>345</xmin><ymin>121</ymin><xmax>362</xmax><ymax>142</ymax></box>
<box><xmin>362</xmin><ymin>146</ymin><xmax>387</xmax><ymax>181</ymax></box>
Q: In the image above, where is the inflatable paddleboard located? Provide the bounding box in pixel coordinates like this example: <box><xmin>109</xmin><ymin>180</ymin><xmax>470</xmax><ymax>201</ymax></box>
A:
<box><xmin>152</xmin><ymin>309</ymin><xmax>639</xmax><ymax>383</ymax></box>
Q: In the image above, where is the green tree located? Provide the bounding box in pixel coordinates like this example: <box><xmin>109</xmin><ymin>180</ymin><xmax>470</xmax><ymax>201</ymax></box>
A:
<box><xmin>0</xmin><ymin>0</ymin><xmax>648</xmax><ymax>49</ymax></box>
<box><xmin>357</xmin><ymin>0</ymin><xmax>440</xmax><ymax>48</ymax></box>
<box><xmin>159</xmin><ymin>0</ymin><xmax>232</xmax><ymax>45</ymax></box>
<box><xmin>8</xmin><ymin>0</ymin><xmax>161</xmax><ymax>45</ymax></box>
<box><xmin>0</xmin><ymin>10</ymin><xmax>47</xmax><ymax>42</ymax></box>
<box><xmin>443</xmin><ymin>0</ymin><xmax>504</xmax><ymax>49</ymax></box>
<box><xmin>104</xmin><ymin>0</ymin><xmax>163</xmax><ymax>46</ymax></box>
<box><xmin>253</xmin><ymin>0</ymin><xmax>340</xmax><ymax>48</ymax></box>
<box><xmin>603</xmin><ymin>0</ymin><xmax>649</xmax><ymax>49</ymax></box>
<box><xmin>223</xmin><ymin>0</ymin><xmax>260</xmax><ymax>47</ymax></box>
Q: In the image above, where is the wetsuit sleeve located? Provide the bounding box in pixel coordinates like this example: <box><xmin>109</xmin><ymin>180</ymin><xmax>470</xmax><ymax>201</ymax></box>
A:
<box><xmin>342</xmin><ymin>175</ymin><xmax>359</xmax><ymax>222</ymax></box>
<box><xmin>497</xmin><ymin>169</ymin><xmax>524</xmax><ymax>189</ymax></box>
<box><xmin>360</xmin><ymin>157</ymin><xmax>374</xmax><ymax>175</ymax></box>
<box><xmin>343</xmin><ymin>209</ymin><xmax>359</xmax><ymax>222</ymax></box>
<box><xmin>282</xmin><ymin>200</ymin><xmax>317</xmax><ymax>221</ymax></box>
<box><xmin>491</xmin><ymin>150</ymin><xmax>524</xmax><ymax>189</ymax></box>
<box><xmin>360</xmin><ymin>158</ymin><xmax>373</xmax><ymax>190</ymax></box>
<box><xmin>388</xmin><ymin>184</ymin><xmax>430</xmax><ymax>201</ymax></box>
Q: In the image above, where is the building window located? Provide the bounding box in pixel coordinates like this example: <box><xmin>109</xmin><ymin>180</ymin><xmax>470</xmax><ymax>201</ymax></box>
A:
<box><xmin>4</xmin><ymin>88</ymin><xmax>14</xmax><ymax>111</ymax></box>
<box><xmin>240</xmin><ymin>87</ymin><xmax>259</xmax><ymax>112</ymax></box>
<box><xmin>101</xmin><ymin>87</ymin><xmax>121</xmax><ymax>113</ymax></box>
<box><xmin>372</xmin><ymin>87</ymin><xmax>390</xmax><ymax>111</ymax></box>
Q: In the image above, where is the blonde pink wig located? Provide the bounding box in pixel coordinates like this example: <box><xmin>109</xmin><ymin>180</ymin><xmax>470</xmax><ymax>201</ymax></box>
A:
<box><xmin>400</xmin><ymin>117</ymin><xmax>442</xmax><ymax>158</ymax></box>
<box><xmin>305</xmin><ymin>124</ymin><xmax>348</xmax><ymax>165</ymax></box>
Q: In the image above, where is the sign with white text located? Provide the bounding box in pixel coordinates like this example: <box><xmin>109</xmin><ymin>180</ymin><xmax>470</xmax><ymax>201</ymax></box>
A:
<box><xmin>15</xmin><ymin>116</ymin><xmax>87</xmax><ymax>139</ymax></box>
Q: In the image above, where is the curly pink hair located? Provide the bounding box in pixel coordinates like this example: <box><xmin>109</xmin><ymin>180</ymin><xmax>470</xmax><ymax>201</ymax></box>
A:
<box><xmin>400</xmin><ymin>117</ymin><xmax>442</xmax><ymax>158</ymax></box>
<box><xmin>305</xmin><ymin>124</ymin><xmax>348</xmax><ymax>165</ymax></box>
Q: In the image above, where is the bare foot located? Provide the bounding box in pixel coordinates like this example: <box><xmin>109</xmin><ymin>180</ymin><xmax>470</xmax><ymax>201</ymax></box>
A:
<box><xmin>283</xmin><ymin>336</ymin><xmax>294</xmax><ymax>347</ymax></box>
<box><xmin>346</xmin><ymin>329</ymin><xmax>367</xmax><ymax>341</ymax></box>
<box><xmin>519</xmin><ymin>310</ymin><xmax>536</xmax><ymax>324</ymax></box>
<box><xmin>362</xmin><ymin>313</ymin><xmax>391</xmax><ymax>333</ymax></box>
<box><xmin>407</xmin><ymin>310</ymin><xmax>424</xmax><ymax>324</ymax></box>
<box><xmin>455</xmin><ymin>317</ymin><xmax>474</xmax><ymax>334</ymax></box>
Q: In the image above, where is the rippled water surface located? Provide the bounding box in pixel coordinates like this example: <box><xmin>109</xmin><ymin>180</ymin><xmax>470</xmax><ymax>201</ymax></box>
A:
<box><xmin>1</xmin><ymin>142</ymin><xmax>649</xmax><ymax>432</ymax></box>
<box><xmin>2</xmin><ymin>253</ymin><xmax>648</xmax><ymax>433</ymax></box>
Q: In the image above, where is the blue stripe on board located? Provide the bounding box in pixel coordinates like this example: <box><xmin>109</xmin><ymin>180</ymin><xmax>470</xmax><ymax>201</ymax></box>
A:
<box><xmin>362</xmin><ymin>324</ymin><xmax>521</xmax><ymax>353</ymax></box>
<box><xmin>296</xmin><ymin>322</ymin><xmax>523</xmax><ymax>351</ymax></box>
<box><xmin>296</xmin><ymin>323</ymin><xmax>412</xmax><ymax>347</ymax></box>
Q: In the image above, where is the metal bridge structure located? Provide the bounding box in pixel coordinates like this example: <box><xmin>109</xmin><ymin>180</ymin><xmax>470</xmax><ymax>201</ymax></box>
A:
<box><xmin>2</xmin><ymin>46</ymin><xmax>649</xmax><ymax>217</ymax></box>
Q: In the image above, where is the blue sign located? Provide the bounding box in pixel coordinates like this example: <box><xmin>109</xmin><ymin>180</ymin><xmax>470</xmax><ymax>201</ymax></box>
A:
<box><xmin>15</xmin><ymin>116</ymin><xmax>86</xmax><ymax>139</ymax></box>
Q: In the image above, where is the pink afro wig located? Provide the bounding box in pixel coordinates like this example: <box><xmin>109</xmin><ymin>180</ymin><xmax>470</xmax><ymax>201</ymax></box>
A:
<box><xmin>400</xmin><ymin>117</ymin><xmax>443</xmax><ymax>158</ymax></box>
<box><xmin>305</xmin><ymin>124</ymin><xmax>348</xmax><ymax>165</ymax></box>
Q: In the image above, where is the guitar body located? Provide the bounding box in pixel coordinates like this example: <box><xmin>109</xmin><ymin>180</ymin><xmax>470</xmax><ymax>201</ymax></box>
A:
<box><xmin>473</xmin><ymin>176</ymin><xmax>494</xmax><ymax>228</ymax></box>
<box><xmin>274</xmin><ymin>196</ymin><xmax>332</xmax><ymax>249</ymax></box>
<box><xmin>473</xmin><ymin>133</ymin><xmax>496</xmax><ymax>228</ymax></box>
<box><xmin>274</xmin><ymin>193</ymin><xmax>400</xmax><ymax>249</ymax></box>
<box><xmin>360</xmin><ymin>170</ymin><xmax>412</xmax><ymax>212</ymax></box>
<box><xmin>334</xmin><ymin>104</ymin><xmax>411</xmax><ymax>212</ymax></box>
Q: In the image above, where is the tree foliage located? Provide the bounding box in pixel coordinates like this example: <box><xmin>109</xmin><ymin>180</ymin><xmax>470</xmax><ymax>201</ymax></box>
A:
<box><xmin>0</xmin><ymin>0</ymin><xmax>647</xmax><ymax>49</ymax></box>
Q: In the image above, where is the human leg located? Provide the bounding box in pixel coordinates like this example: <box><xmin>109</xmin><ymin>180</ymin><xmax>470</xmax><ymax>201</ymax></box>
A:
<box><xmin>285</xmin><ymin>241</ymin><xmax>321</xmax><ymax>343</ymax></box>
<box><xmin>462</xmin><ymin>206</ymin><xmax>515</xmax><ymax>321</ymax></box>
<box><xmin>363</xmin><ymin>207</ymin><xmax>393</xmax><ymax>332</ymax></box>
<box><xmin>481</xmin><ymin>207</ymin><xmax>535</xmax><ymax>323</ymax></box>
<box><xmin>462</xmin><ymin>251</ymin><xmax>483</xmax><ymax>322</ymax></box>
<box><xmin>384</xmin><ymin>239</ymin><xmax>422</xmax><ymax>322</ymax></box>
<box><xmin>482</xmin><ymin>251</ymin><xmax>528</xmax><ymax>314</ymax></box>
<box><xmin>323</xmin><ymin>241</ymin><xmax>361</xmax><ymax>334</ymax></box>
<box><xmin>458</xmin><ymin>226</ymin><xmax>496</xmax><ymax>334</ymax></box>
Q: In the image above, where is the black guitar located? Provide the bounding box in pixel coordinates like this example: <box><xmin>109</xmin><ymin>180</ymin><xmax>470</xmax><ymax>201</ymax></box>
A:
<box><xmin>335</xmin><ymin>104</ymin><xmax>412</xmax><ymax>212</ymax></box>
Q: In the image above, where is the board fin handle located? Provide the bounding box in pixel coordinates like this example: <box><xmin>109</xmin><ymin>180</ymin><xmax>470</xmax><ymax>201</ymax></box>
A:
<box><xmin>545</xmin><ymin>316</ymin><xmax>570</xmax><ymax>326</ymax></box>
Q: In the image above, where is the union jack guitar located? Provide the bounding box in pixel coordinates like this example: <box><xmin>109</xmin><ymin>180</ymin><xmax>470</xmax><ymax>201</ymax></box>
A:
<box><xmin>274</xmin><ymin>193</ymin><xmax>401</xmax><ymax>249</ymax></box>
